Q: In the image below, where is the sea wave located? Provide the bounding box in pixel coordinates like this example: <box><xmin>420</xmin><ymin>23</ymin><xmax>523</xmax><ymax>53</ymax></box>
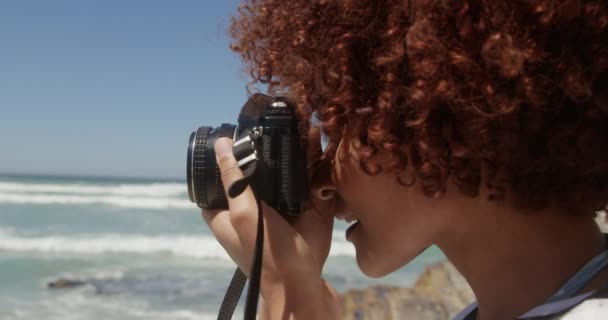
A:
<box><xmin>0</xmin><ymin>182</ymin><xmax>186</xmax><ymax>197</ymax></box>
<box><xmin>0</xmin><ymin>192</ymin><xmax>192</xmax><ymax>209</ymax></box>
<box><xmin>0</xmin><ymin>229</ymin><xmax>355</xmax><ymax>259</ymax></box>
<box><xmin>0</xmin><ymin>230</ymin><xmax>227</xmax><ymax>259</ymax></box>
<box><xmin>0</xmin><ymin>181</ymin><xmax>192</xmax><ymax>209</ymax></box>
<box><xmin>8</xmin><ymin>290</ymin><xmax>218</xmax><ymax>320</ymax></box>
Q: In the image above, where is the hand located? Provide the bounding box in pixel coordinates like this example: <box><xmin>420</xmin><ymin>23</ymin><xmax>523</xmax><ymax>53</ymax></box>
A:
<box><xmin>201</xmin><ymin>128</ymin><xmax>339</xmax><ymax>313</ymax></box>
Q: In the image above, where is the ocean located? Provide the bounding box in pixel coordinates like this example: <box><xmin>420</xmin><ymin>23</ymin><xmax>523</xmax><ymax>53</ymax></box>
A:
<box><xmin>0</xmin><ymin>174</ymin><xmax>445</xmax><ymax>320</ymax></box>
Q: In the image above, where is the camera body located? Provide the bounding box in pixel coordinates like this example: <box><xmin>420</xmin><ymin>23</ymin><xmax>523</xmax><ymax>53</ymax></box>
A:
<box><xmin>187</xmin><ymin>93</ymin><xmax>308</xmax><ymax>215</ymax></box>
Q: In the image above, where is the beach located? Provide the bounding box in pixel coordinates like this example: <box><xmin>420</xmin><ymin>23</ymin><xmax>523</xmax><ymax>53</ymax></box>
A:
<box><xmin>0</xmin><ymin>174</ymin><xmax>445</xmax><ymax>320</ymax></box>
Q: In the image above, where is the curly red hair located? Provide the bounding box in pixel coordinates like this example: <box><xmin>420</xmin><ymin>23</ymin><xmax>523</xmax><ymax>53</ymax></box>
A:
<box><xmin>230</xmin><ymin>0</ymin><xmax>608</xmax><ymax>213</ymax></box>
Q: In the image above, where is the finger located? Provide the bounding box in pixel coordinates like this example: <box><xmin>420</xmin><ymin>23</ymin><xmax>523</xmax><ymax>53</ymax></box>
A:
<box><xmin>201</xmin><ymin>209</ymin><xmax>239</xmax><ymax>251</ymax></box>
<box><xmin>298</xmin><ymin>197</ymin><xmax>335</xmax><ymax>236</ymax></box>
<box><xmin>201</xmin><ymin>208</ymin><xmax>231</xmax><ymax>231</ymax></box>
<box><xmin>260</xmin><ymin>201</ymin><xmax>300</xmax><ymax>257</ymax></box>
<box><xmin>260</xmin><ymin>201</ymin><xmax>292</xmax><ymax>238</ymax></box>
<box><xmin>214</xmin><ymin>137</ymin><xmax>257</xmax><ymax>215</ymax></box>
<box><xmin>262</xmin><ymin>201</ymin><xmax>333</xmax><ymax>271</ymax></box>
<box><xmin>214</xmin><ymin>137</ymin><xmax>258</xmax><ymax>244</ymax></box>
<box><xmin>202</xmin><ymin>208</ymin><xmax>250</xmax><ymax>271</ymax></box>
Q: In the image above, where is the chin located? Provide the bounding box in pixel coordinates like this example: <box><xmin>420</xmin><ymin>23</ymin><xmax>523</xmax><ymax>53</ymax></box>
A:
<box><xmin>355</xmin><ymin>252</ymin><xmax>396</xmax><ymax>278</ymax></box>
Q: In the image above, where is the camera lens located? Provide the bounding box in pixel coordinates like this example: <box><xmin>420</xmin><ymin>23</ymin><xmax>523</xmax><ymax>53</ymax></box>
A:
<box><xmin>187</xmin><ymin>124</ymin><xmax>236</xmax><ymax>209</ymax></box>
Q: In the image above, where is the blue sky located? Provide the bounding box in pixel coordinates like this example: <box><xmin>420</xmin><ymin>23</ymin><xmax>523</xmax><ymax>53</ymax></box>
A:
<box><xmin>0</xmin><ymin>0</ymin><xmax>252</xmax><ymax>179</ymax></box>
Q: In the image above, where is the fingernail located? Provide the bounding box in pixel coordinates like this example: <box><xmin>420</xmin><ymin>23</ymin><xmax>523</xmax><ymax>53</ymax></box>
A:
<box><xmin>214</xmin><ymin>138</ymin><xmax>233</xmax><ymax>160</ymax></box>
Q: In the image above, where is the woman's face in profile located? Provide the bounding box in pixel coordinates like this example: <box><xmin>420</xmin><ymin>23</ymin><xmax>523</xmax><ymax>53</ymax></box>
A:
<box><xmin>327</xmin><ymin>134</ymin><xmax>454</xmax><ymax>277</ymax></box>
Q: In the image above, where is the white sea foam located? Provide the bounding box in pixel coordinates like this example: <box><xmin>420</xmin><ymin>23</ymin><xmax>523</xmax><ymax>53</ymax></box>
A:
<box><xmin>0</xmin><ymin>229</ymin><xmax>356</xmax><ymax>258</ymax></box>
<box><xmin>29</xmin><ymin>290</ymin><xmax>218</xmax><ymax>320</ymax></box>
<box><xmin>0</xmin><ymin>229</ymin><xmax>228</xmax><ymax>259</ymax></box>
<box><xmin>4</xmin><ymin>294</ymin><xmax>217</xmax><ymax>320</ymax></box>
<box><xmin>0</xmin><ymin>181</ymin><xmax>191</xmax><ymax>209</ymax></box>
<box><xmin>0</xmin><ymin>182</ymin><xmax>186</xmax><ymax>196</ymax></box>
<box><xmin>0</xmin><ymin>192</ymin><xmax>192</xmax><ymax>209</ymax></box>
<box><xmin>51</xmin><ymin>268</ymin><xmax>127</xmax><ymax>282</ymax></box>
<box><xmin>127</xmin><ymin>309</ymin><xmax>215</xmax><ymax>320</ymax></box>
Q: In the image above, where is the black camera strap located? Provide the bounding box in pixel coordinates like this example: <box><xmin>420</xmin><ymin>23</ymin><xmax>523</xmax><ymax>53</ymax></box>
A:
<box><xmin>217</xmin><ymin>162</ymin><xmax>264</xmax><ymax>320</ymax></box>
<box><xmin>217</xmin><ymin>202</ymin><xmax>263</xmax><ymax>320</ymax></box>
<box><xmin>217</xmin><ymin>268</ymin><xmax>246</xmax><ymax>320</ymax></box>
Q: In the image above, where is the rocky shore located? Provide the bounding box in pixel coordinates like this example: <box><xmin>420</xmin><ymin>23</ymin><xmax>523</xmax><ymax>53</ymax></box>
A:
<box><xmin>340</xmin><ymin>260</ymin><xmax>474</xmax><ymax>320</ymax></box>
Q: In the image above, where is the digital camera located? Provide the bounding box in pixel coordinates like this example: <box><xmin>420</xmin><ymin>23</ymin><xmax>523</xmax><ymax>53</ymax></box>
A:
<box><xmin>186</xmin><ymin>93</ymin><xmax>308</xmax><ymax>215</ymax></box>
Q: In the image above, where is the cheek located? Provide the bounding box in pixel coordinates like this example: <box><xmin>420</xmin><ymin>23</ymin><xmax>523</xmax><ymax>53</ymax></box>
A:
<box><xmin>331</xmin><ymin>140</ymin><xmax>401</xmax><ymax>217</ymax></box>
<box><xmin>334</xmin><ymin>172</ymin><xmax>376</xmax><ymax>216</ymax></box>
<box><xmin>337</xmin><ymin>170</ymin><xmax>397</xmax><ymax>218</ymax></box>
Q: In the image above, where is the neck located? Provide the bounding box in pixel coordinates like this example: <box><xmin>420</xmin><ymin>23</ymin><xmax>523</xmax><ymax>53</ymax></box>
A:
<box><xmin>437</xmin><ymin>204</ymin><xmax>605</xmax><ymax>320</ymax></box>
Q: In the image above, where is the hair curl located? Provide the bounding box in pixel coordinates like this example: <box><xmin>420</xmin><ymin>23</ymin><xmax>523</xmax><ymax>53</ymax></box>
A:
<box><xmin>230</xmin><ymin>0</ymin><xmax>608</xmax><ymax>214</ymax></box>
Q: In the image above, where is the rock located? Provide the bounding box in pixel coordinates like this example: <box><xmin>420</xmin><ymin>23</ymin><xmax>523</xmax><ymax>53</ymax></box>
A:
<box><xmin>413</xmin><ymin>260</ymin><xmax>475</xmax><ymax>316</ymax></box>
<box><xmin>47</xmin><ymin>278</ymin><xmax>87</xmax><ymax>289</ymax></box>
<box><xmin>340</xmin><ymin>261</ymin><xmax>474</xmax><ymax>320</ymax></box>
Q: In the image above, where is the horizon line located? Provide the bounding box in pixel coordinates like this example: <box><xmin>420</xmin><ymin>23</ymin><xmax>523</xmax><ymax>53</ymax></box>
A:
<box><xmin>0</xmin><ymin>171</ymin><xmax>186</xmax><ymax>183</ymax></box>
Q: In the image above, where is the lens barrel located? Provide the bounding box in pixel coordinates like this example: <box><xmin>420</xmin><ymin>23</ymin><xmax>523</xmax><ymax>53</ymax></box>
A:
<box><xmin>187</xmin><ymin>124</ymin><xmax>236</xmax><ymax>209</ymax></box>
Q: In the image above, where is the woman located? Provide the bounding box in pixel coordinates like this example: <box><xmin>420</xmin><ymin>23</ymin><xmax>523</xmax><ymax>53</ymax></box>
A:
<box><xmin>203</xmin><ymin>0</ymin><xmax>608</xmax><ymax>319</ymax></box>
